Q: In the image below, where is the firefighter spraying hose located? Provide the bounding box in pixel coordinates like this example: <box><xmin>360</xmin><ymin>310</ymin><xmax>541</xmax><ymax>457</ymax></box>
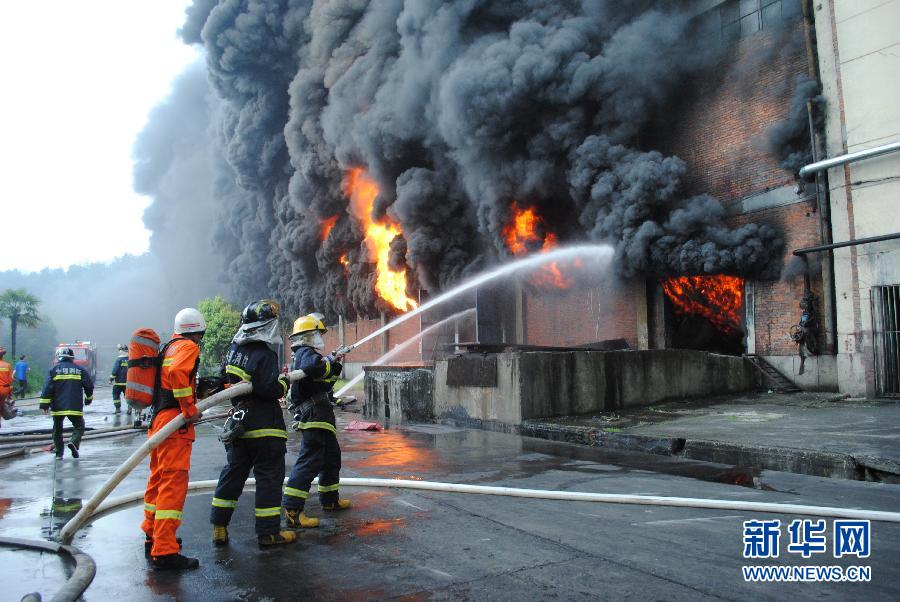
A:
<box><xmin>58</xmin><ymin>320</ymin><xmax>900</xmax><ymax>552</ymax></box>
<box><xmin>57</xmin><ymin>371</ymin><xmax>307</xmax><ymax>545</ymax></box>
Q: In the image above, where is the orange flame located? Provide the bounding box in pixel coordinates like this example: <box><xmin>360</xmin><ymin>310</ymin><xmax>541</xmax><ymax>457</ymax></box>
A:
<box><xmin>320</xmin><ymin>215</ymin><xmax>338</xmax><ymax>241</ymax></box>
<box><xmin>662</xmin><ymin>275</ymin><xmax>745</xmax><ymax>334</ymax></box>
<box><xmin>344</xmin><ymin>168</ymin><xmax>418</xmax><ymax>312</ymax></box>
<box><xmin>503</xmin><ymin>202</ymin><xmax>572</xmax><ymax>288</ymax></box>
<box><xmin>503</xmin><ymin>202</ymin><xmax>555</xmax><ymax>255</ymax></box>
<box><xmin>339</xmin><ymin>253</ymin><xmax>349</xmax><ymax>267</ymax></box>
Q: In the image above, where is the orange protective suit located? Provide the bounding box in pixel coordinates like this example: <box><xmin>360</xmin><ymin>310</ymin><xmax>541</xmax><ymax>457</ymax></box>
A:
<box><xmin>141</xmin><ymin>336</ymin><xmax>200</xmax><ymax>558</ymax></box>
<box><xmin>0</xmin><ymin>359</ymin><xmax>12</xmax><ymax>423</ymax></box>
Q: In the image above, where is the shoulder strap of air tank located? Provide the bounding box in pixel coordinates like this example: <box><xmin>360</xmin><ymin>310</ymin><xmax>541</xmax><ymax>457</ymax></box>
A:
<box><xmin>149</xmin><ymin>338</ymin><xmax>180</xmax><ymax>425</ymax></box>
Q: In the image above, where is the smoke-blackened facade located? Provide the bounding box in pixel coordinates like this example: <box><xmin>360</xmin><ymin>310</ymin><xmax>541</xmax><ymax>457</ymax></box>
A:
<box><xmin>165</xmin><ymin>0</ymin><xmax>799</xmax><ymax>320</ymax></box>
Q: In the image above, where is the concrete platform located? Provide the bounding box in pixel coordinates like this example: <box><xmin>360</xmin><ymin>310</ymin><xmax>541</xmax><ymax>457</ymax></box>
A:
<box><xmin>515</xmin><ymin>393</ymin><xmax>900</xmax><ymax>482</ymax></box>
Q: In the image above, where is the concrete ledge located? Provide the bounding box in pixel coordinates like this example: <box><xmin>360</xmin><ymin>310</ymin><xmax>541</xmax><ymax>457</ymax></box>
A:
<box><xmin>441</xmin><ymin>417</ymin><xmax>899</xmax><ymax>484</ymax></box>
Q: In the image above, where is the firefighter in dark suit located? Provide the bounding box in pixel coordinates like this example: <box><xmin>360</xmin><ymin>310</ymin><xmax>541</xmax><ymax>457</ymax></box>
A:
<box><xmin>210</xmin><ymin>300</ymin><xmax>296</xmax><ymax>548</ymax></box>
<box><xmin>282</xmin><ymin>313</ymin><xmax>351</xmax><ymax>529</ymax></box>
<box><xmin>39</xmin><ymin>347</ymin><xmax>94</xmax><ymax>458</ymax></box>
<box><xmin>109</xmin><ymin>344</ymin><xmax>129</xmax><ymax>414</ymax></box>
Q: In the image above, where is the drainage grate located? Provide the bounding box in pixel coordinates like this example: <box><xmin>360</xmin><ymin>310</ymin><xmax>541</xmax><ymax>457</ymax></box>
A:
<box><xmin>872</xmin><ymin>285</ymin><xmax>900</xmax><ymax>397</ymax></box>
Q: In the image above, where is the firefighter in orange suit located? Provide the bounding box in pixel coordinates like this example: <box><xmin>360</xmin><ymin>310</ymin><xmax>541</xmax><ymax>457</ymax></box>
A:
<box><xmin>141</xmin><ymin>308</ymin><xmax>205</xmax><ymax>571</ymax></box>
<box><xmin>0</xmin><ymin>347</ymin><xmax>13</xmax><ymax>428</ymax></box>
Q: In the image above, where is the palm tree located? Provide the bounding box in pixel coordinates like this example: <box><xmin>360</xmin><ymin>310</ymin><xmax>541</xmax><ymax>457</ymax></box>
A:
<box><xmin>0</xmin><ymin>288</ymin><xmax>41</xmax><ymax>358</ymax></box>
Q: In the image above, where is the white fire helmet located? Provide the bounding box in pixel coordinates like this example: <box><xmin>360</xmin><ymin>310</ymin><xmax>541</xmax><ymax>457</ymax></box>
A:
<box><xmin>174</xmin><ymin>307</ymin><xmax>207</xmax><ymax>334</ymax></box>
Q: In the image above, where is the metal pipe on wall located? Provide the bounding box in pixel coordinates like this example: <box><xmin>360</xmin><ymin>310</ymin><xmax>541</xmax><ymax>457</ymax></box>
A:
<box><xmin>798</xmin><ymin>140</ymin><xmax>900</xmax><ymax>178</ymax></box>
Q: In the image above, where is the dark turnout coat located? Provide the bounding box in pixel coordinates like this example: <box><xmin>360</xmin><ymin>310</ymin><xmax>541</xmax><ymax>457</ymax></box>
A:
<box><xmin>39</xmin><ymin>358</ymin><xmax>94</xmax><ymax>416</ymax></box>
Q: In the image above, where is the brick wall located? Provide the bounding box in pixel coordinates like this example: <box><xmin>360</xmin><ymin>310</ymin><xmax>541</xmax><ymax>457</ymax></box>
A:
<box><xmin>727</xmin><ymin>202</ymin><xmax>827</xmax><ymax>356</ymax></box>
<box><xmin>660</xmin><ymin>17</ymin><xmax>825</xmax><ymax>357</ymax></box>
<box><xmin>664</xmin><ymin>21</ymin><xmax>808</xmax><ymax>201</ymax></box>
<box><xmin>524</xmin><ymin>280</ymin><xmax>639</xmax><ymax>348</ymax></box>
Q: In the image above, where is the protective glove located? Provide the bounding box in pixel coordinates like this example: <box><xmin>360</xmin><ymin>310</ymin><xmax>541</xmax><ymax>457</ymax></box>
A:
<box><xmin>108</xmin><ymin>376</ymin><xmax>114</xmax><ymax>384</ymax></box>
<box><xmin>290</xmin><ymin>419</ymin><xmax>303</xmax><ymax>432</ymax></box>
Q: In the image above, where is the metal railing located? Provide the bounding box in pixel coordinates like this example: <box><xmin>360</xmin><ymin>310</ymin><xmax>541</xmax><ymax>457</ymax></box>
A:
<box><xmin>872</xmin><ymin>285</ymin><xmax>900</xmax><ymax>398</ymax></box>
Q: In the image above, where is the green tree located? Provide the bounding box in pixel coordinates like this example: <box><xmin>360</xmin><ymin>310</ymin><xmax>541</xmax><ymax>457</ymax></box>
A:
<box><xmin>198</xmin><ymin>296</ymin><xmax>241</xmax><ymax>376</ymax></box>
<box><xmin>1</xmin><ymin>312</ymin><xmax>58</xmax><ymax>396</ymax></box>
<box><xmin>0</xmin><ymin>288</ymin><xmax>41</xmax><ymax>358</ymax></box>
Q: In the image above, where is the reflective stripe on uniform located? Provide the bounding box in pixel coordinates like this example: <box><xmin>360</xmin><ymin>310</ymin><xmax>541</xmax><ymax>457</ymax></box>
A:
<box><xmin>212</xmin><ymin>497</ymin><xmax>238</xmax><ymax>509</ymax></box>
<box><xmin>322</xmin><ymin>359</ymin><xmax>331</xmax><ymax>379</ymax></box>
<box><xmin>284</xmin><ymin>487</ymin><xmax>309</xmax><ymax>499</ymax></box>
<box><xmin>225</xmin><ymin>365</ymin><xmax>252</xmax><ymax>382</ymax></box>
<box><xmin>317</xmin><ymin>483</ymin><xmax>339</xmax><ymax>493</ymax></box>
<box><xmin>296</xmin><ymin>421</ymin><xmax>337</xmax><ymax>434</ymax></box>
<box><xmin>144</xmin><ymin>502</ymin><xmax>156</xmax><ymax>513</ymax></box>
<box><xmin>255</xmin><ymin>507</ymin><xmax>281</xmax><ymax>518</ymax></box>
<box><xmin>53</xmin><ymin>374</ymin><xmax>82</xmax><ymax>381</ymax></box>
<box><xmin>40</xmin><ymin>398</ymin><xmax>52</xmax><ymax>404</ymax></box>
<box><xmin>279</xmin><ymin>378</ymin><xmax>288</xmax><ymax>396</ymax></box>
<box><xmin>240</xmin><ymin>428</ymin><xmax>288</xmax><ymax>440</ymax></box>
<box><xmin>162</xmin><ymin>358</ymin><xmax>174</xmax><ymax>367</ymax></box>
<box><xmin>127</xmin><ymin>381</ymin><xmax>154</xmax><ymax>395</ymax></box>
<box><xmin>84</xmin><ymin>395</ymin><xmax>93</xmax><ymax>401</ymax></box>
<box><xmin>114</xmin><ymin>381</ymin><xmax>127</xmax><ymax>386</ymax></box>
<box><xmin>155</xmin><ymin>509</ymin><xmax>183</xmax><ymax>520</ymax></box>
<box><xmin>172</xmin><ymin>386</ymin><xmax>192</xmax><ymax>398</ymax></box>
<box><xmin>131</xmin><ymin>335</ymin><xmax>159</xmax><ymax>348</ymax></box>
<box><xmin>50</xmin><ymin>410</ymin><xmax>84</xmax><ymax>417</ymax></box>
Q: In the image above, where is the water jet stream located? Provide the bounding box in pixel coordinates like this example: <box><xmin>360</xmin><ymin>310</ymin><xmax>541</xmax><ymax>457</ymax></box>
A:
<box><xmin>345</xmin><ymin>244</ymin><xmax>613</xmax><ymax>356</ymax></box>
<box><xmin>335</xmin><ymin>308</ymin><xmax>475</xmax><ymax>397</ymax></box>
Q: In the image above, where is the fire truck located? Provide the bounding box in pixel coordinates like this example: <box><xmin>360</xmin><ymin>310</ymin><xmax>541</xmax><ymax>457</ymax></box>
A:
<box><xmin>54</xmin><ymin>341</ymin><xmax>98</xmax><ymax>381</ymax></box>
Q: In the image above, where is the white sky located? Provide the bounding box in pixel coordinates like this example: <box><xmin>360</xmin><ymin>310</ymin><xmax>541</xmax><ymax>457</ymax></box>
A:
<box><xmin>0</xmin><ymin>0</ymin><xmax>199</xmax><ymax>272</ymax></box>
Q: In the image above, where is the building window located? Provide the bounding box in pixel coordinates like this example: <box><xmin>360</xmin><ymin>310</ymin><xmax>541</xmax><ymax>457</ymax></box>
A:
<box><xmin>718</xmin><ymin>0</ymin><xmax>801</xmax><ymax>42</ymax></box>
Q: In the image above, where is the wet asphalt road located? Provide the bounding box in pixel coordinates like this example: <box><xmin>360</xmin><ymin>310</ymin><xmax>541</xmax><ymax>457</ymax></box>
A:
<box><xmin>1</xmin><ymin>393</ymin><xmax>899</xmax><ymax>601</ymax></box>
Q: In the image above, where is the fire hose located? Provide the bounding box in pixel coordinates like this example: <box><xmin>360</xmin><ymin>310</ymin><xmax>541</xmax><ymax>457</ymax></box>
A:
<box><xmin>56</xmin><ymin>369</ymin><xmax>306</xmax><ymax>544</ymax></box>
<box><xmin>86</xmin><ymin>477</ymin><xmax>900</xmax><ymax>524</ymax></box>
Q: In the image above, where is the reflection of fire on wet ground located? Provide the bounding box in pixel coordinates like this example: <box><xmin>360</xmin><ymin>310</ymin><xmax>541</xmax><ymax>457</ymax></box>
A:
<box><xmin>340</xmin><ymin>429</ymin><xmax>441</xmax><ymax>479</ymax></box>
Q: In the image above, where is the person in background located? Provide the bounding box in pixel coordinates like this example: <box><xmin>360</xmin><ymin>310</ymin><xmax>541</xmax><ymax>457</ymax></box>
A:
<box><xmin>282</xmin><ymin>313</ymin><xmax>351</xmax><ymax>530</ymax></box>
<box><xmin>108</xmin><ymin>344</ymin><xmax>129</xmax><ymax>414</ymax></box>
<box><xmin>39</xmin><ymin>347</ymin><xmax>94</xmax><ymax>458</ymax></box>
<box><xmin>0</xmin><ymin>347</ymin><xmax>13</xmax><ymax>427</ymax></box>
<box><xmin>14</xmin><ymin>355</ymin><xmax>29</xmax><ymax>399</ymax></box>
<box><xmin>141</xmin><ymin>308</ymin><xmax>205</xmax><ymax>571</ymax></box>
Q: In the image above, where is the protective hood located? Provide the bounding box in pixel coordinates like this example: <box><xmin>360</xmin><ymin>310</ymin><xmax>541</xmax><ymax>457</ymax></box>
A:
<box><xmin>232</xmin><ymin>318</ymin><xmax>282</xmax><ymax>352</ymax></box>
<box><xmin>290</xmin><ymin>331</ymin><xmax>325</xmax><ymax>352</ymax></box>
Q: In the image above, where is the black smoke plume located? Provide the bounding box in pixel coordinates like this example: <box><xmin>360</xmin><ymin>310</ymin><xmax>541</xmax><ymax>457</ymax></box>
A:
<box><xmin>766</xmin><ymin>74</ymin><xmax>825</xmax><ymax>173</ymax></box>
<box><xmin>155</xmin><ymin>0</ymin><xmax>791</xmax><ymax>319</ymax></box>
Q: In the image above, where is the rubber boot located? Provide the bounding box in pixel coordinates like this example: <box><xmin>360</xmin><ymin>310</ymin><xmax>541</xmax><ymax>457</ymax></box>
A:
<box><xmin>145</xmin><ymin>537</ymin><xmax>182</xmax><ymax>558</ymax></box>
<box><xmin>285</xmin><ymin>508</ymin><xmax>319</xmax><ymax>528</ymax></box>
<box><xmin>67</xmin><ymin>442</ymin><xmax>79</xmax><ymax>459</ymax></box>
<box><xmin>151</xmin><ymin>553</ymin><xmax>199</xmax><ymax>571</ymax></box>
<box><xmin>258</xmin><ymin>530</ymin><xmax>297</xmax><ymax>547</ymax></box>
<box><xmin>322</xmin><ymin>499</ymin><xmax>351</xmax><ymax>511</ymax></box>
<box><xmin>114</xmin><ymin>404</ymin><xmax>121</xmax><ymax>414</ymax></box>
<box><xmin>213</xmin><ymin>525</ymin><xmax>229</xmax><ymax>546</ymax></box>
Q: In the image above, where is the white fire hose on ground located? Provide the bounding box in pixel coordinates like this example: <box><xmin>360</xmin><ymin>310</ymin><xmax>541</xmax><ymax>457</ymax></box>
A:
<box><xmin>59</xmin><ymin>366</ymin><xmax>900</xmax><ymax>547</ymax></box>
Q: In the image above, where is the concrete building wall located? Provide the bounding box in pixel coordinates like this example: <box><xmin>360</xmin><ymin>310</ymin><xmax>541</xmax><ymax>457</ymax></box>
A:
<box><xmin>434</xmin><ymin>350</ymin><xmax>756</xmax><ymax>425</ymax></box>
<box><xmin>814</xmin><ymin>0</ymin><xmax>900</xmax><ymax>395</ymax></box>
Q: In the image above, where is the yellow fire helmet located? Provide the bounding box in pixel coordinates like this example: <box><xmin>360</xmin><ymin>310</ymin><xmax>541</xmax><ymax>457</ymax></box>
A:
<box><xmin>291</xmin><ymin>313</ymin><xmax>327</xmax><ymax>337</ymax></box>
